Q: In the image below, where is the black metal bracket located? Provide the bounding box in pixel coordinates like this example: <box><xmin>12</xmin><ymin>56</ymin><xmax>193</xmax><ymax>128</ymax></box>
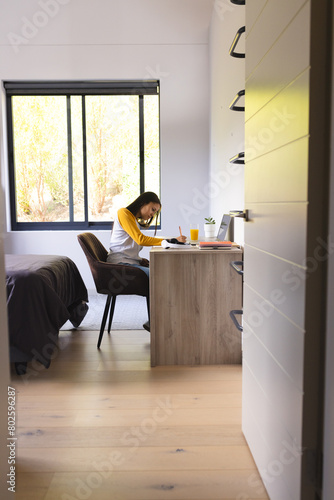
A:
<box><xmin>230</xmin><ymin>310</ymin><xmax>243</xmax><ymax>332</ymax></box>
<box><xmin>229</xmin><ymin>152</ymin><xmax>244</xmax><ymax>164</ymax></box>
<box><xmin>229</xmin><ymin>26</ymin><xmax>245</xmax><ymax>58</ymax></box>
<box><xmin>230</xmin><ymin>260</ymin><xmax>244</xmax><ymax>276</ymax></box>
<box><xmin>229</xmin><ymin>89</ymin><xmax>245</xmax><ymax>111</ymax></box>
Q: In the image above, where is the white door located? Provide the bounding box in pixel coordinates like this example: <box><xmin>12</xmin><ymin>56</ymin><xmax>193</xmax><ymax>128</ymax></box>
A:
<box><xmin>242</xmin><ymin>1</ymin><xmax>331</xmax><ymax>499</ymax></box>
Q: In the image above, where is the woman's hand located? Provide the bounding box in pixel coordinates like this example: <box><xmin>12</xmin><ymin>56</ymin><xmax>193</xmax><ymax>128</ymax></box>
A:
<box><xmin>140</xmin><ymin>258</ymin><xmax>150</xmax><ymax>267</ymax></box>
<box><xmin>176</xmin><ymin>235</ymin><xmax>187</xmax><ymax>243</ymax></box>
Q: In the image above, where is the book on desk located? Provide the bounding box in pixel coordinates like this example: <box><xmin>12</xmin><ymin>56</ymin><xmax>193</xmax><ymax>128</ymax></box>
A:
<box><xmin>198</xmin><ymin>241</ymin><xmax>239</xmax><ymax>249</ymax></box>
<box><xmin>160</xmin><ymin>239</ymin><xmax>240</xmax><ymax>250</ymax></box>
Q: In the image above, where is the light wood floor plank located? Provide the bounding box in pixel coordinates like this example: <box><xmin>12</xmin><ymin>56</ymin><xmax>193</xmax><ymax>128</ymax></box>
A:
<box><xmin>17</xmin><ymin>406</ymin><xmax>241</xmax><ymax>428</ymax></box>
<box><xmin>39</xmin><ymin>470</ymin><xmax>268</xmax><ymax>500</ymax></box>
<box><xmin>55</xmin><ymin>349</ymin><xmax>151</xmax><ymax>361</ymax></box>
<box><xmin>14</xmin><ymin>379</ymin><xmax>242</xmax><ymax>396</ymax></box>
<box><xmin>16</xmin><ymin>364</ymin><xmax>243</xmax><ymax>380</ymax></box>
<box><xmin>17</xmin><ymin>425</ymin><xmax>246</xmax><ymax>448</ymax></box>
<box><xmin>16</xmin><ymin>393</ymin><xmax>242</xmax><ymax>411</ymax></box>
<box><xmin>17</xmin><ymin>445</ymin><xmax>258</xmax><ymax>472</ymax></box>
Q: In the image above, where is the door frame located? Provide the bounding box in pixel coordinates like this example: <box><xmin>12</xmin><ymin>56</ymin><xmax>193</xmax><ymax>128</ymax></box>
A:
<box><xmin>301</xmin><ymin>0</ymin><xmax>333</xmax><ymax>497</ymax></box>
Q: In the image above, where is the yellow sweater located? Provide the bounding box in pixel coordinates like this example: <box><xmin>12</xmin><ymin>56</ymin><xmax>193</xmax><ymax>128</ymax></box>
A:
<box><xmin>107</xmin><ymin>208</ymin><xmax>163</xmax><ymax>265</ymax></box>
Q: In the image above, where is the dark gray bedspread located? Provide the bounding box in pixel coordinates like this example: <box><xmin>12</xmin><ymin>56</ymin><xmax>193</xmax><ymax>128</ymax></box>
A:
<box><xmin>5</xmin><ymin>254</ymin><xmax>88</xmax><ymax>366</ymax></box>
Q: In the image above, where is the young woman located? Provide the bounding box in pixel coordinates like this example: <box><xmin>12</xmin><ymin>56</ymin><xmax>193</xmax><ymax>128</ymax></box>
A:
<box><xmin>107</xmin><ymin>191</ymin><xmax>186</xmax><ymax>277</ymax></box>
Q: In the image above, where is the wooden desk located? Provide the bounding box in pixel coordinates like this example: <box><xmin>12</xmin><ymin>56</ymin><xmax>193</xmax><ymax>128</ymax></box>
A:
<box><xmin>150</xmin><ymin>246</ymin><xmax>243</xmax><ymax>366</ymax></box>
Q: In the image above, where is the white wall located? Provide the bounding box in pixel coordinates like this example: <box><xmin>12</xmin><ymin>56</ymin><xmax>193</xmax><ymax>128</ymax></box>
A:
<box><xmin>209</xmin><ymin>2</ymin><xmax>245</xmax><ymax>244</ymax></box>
<box><xmin>0</xmin><ymin>0</ymin><xmax>213</xmax><ymax>289</ymax></box>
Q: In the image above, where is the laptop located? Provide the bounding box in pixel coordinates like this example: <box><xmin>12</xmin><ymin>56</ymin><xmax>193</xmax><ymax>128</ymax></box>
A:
<box><xmin>216</xmin><ymin>214</ymin><xmax>231</xmax><ymax>241</ymax></box>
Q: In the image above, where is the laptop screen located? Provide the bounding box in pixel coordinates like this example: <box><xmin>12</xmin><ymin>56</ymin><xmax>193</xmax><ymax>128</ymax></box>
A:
<box><xmin>217</xmin><ymin>214</ymin><xmax>231</xmax><ymax>241</ymax></box>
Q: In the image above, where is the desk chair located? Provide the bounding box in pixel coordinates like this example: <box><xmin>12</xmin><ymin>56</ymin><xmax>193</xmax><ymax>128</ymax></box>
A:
<box><xmin>77</xmin><ymin>232</ymin><xmax>149</xmax><ymax>348</ymax></box>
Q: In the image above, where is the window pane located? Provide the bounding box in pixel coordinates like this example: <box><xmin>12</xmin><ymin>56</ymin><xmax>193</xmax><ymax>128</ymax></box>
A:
<box><xmin>7</xmin><ymin>83</ymin><xmax>160</xmax><ymax>230</ymax></box>
<box><xmin>71</xmin><ymin>96</ymin><xmax>85</xmax><ymax>221</ymax></box>
<box><xmin>144</xmin><ymin>95</ymin><xmax>160</xmax><ymax>199</ymax></box>
<box><xmin>85</xmin><ymin>95</ymin><xmax>140</xmax><ymax>222</ymax></box>
<box><xmin>12</xmin><ymin>96</ymin><xmax>69</xmax><ymax>222</ymax></box>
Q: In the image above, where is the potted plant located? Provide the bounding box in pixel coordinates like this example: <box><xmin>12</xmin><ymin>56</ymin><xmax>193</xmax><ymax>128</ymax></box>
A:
<box><xmin>204</xmin><ymin>217</ymin><xmax>216</xmax><ymax>237</ymax></box>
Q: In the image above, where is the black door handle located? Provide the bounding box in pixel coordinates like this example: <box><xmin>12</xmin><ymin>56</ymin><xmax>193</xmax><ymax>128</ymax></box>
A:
<box><xmin>229</xmin><ymin>209</ymin><xmax>249</xmax><ymax>221</ymax></box>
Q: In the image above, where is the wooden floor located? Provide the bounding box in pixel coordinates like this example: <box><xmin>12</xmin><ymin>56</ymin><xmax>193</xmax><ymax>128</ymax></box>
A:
<box><xmin>11</xmin><ymin>329</ymin><xmax>269</xmax><ymax>500</ymax></box>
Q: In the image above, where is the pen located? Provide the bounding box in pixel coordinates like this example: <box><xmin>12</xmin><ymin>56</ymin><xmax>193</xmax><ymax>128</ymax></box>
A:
<box><xmin>179</xmin><ymin>226</ymin><xmax>183</xmax><ymax>237</ymax></box>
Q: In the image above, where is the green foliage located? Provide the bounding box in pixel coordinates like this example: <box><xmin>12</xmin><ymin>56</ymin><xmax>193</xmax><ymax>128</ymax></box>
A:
<box><xmin>13</xmin><ymin>95</ymin><xmax>68</xmax><ymax>221</ymax></box>
<box><xmin>204</xmin><ymin>217</ymin><xmax>216</xmax><ymax>224</ymax></box>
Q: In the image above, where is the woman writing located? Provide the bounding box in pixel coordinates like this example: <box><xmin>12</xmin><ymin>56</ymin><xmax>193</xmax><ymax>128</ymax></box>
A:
<box><xmin>107</xmin><ymin>191</ymin><xmax>186</xmax><ymax>277</ymax></box>
<box><xmin>107</xmin><ymin>192</ymin><xmax>186</xmax><ymax>332</ymax></box>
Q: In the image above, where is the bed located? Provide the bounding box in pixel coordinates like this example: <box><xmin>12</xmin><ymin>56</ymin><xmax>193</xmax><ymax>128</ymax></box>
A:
<box><xmin>5</xmin><ymin>254</ymin><xmax>89</xmax><ymax>373</ymax></box>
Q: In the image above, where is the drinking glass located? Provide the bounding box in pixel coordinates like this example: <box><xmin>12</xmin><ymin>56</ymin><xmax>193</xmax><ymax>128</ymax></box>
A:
<box><xmin>190</xmin><ymin>224</ymin><xmax>199</xmax><ymax>241</ymax></box>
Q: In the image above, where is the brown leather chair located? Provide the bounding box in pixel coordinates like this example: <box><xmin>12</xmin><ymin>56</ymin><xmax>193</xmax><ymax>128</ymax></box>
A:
<box><xmin>77</xmin><ymin>232</ymin><xmax>149</xmax><ymax>348</ymax></box>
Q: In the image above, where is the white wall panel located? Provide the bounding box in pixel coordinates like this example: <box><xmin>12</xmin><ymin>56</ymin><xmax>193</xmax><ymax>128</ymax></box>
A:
<box><xmin>246</xmin><ymin>2</ymin><xmax>310</xmax><ymax>119</ymax></box>
<box><xmin>242</xmin><ymin>361</ymin><xmax>301</xmax><ymax>500</ymax></box>
<box><xmin>244</xmin><ymin>245</ymin><xmax>306</xmax><ymax>329</ymax></box>
<box><xmin>245</xmin><ymin>0</ymin><xmax>308</xmax><ymax>79</ymax></box>
<box><xmin>245</xmin><ymin>0</ymin><xmax>267</xmax><ymax>36</ymax></box>
<box><xmin>244</xmin><ymin>285</ymin><xmax>305</xmax><ymax>390</ymax></box>
<box><xmin>245</xmin><ymin>137</ymin><xmax>308</xmax><ymax>203</ymax></box>
<box><xmin>243</xmin><ymin>326</ymin><xmax>303</xmax><ymax>443</ymax></box>
<box><xmin>245</xmin><ymin>202</ymin><xmax>307</xmax><ymax>264</ymax></box>
<box><xmin>245</xmin><ymin>70</ymin><xmax>309</xmax><ymax>160</ymax></box>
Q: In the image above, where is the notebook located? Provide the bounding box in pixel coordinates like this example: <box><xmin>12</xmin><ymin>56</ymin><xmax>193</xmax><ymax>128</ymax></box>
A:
<box><xmin>199</xmin><ymin>241</ymin><xmax>232</xmax><ymax>249</ymax></box>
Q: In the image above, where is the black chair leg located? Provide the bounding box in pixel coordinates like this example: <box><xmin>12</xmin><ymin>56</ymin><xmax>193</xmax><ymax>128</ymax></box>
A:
<box><xmin>107</xmin><ymin>295</ymin><xmax>117</xmax><ymax>333</ymax></box>
<box><xmin>146</xmin><ymin>295</ymin><xmax>150</xmax><ymax>321</ymax></box>
<box><xmin>15</xmin><ymin>362</ymin><xmax>27</xmax><ymax>375</ymax></box>
<box><xmin>97</xmin><ymin>295</ymin><xmax>112</xmax><ymax>349</ymax></box>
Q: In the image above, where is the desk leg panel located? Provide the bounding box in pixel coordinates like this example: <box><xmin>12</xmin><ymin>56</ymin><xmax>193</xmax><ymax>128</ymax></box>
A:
<box><xmin>151</xmin><ymin>253</ymin><xmax>201</xmax><ymax>365</ymax></box>
<box><xmin>150</xmin><ymin>250</ymin><xmax>242</xmax><ymax>365</ymax></box>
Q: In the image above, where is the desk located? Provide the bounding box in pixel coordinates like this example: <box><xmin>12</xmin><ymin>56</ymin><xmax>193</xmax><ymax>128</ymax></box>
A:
<box><xmin>150</xmin><ymin>246</ymin><xmax>243</xmax><ymax>366</ymax></box>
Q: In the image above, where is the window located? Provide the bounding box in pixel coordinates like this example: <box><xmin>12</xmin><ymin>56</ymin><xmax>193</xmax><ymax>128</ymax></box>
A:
<box><xmin>5</xmin><ymin>81</ymin><xmax>160</xmax><ymax>230</ymax></box>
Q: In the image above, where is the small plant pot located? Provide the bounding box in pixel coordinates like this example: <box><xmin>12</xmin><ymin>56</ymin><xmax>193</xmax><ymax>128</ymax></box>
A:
<box><xmin>204</xmin><ymin>224</ymin><xmax>216</xmax><ymax>238</ymax></box>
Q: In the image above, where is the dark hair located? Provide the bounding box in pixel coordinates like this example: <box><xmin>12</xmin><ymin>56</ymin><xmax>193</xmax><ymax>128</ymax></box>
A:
<box><xmin>126</xmin><ymin>191</ymin><xmax>161</xmax><ymax>232</ymax></box>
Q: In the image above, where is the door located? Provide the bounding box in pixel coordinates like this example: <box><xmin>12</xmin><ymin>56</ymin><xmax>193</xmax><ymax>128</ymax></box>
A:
<box><xmin>242</xmin><ymin>1</ymin><xmax>331</xmax><ymax>499</ymax></box>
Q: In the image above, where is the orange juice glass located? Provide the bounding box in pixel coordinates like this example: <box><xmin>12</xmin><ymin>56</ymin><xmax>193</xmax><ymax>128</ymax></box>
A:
<box><xmin>190</xmin><ymin>224</ymin><xmax>199</xmax><ymax>241</ymax></box>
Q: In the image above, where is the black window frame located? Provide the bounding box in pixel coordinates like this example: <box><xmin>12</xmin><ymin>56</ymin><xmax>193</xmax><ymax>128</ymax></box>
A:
<box><xmin>4</xmin><ymin>80</ymin><xmax>160</xmax><ymax>231</ymax></box>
